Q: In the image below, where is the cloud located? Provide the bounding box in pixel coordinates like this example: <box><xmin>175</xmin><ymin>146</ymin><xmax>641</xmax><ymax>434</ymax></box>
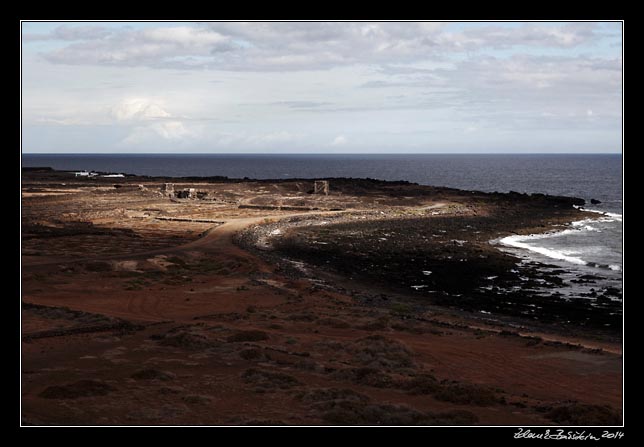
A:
<box><xmin>151</xmin><ymin>121</ymin><xmax>191</xmax><ymax>139</ymax></box>
<box><xmin>141</xmin><ymin>27</ymin><xmax>229</xmax><ymax>46</ymax></box>
<box><xmin>21</xmin><ymin>22</ymin><xmax>621</xmax><ymax>153</ymax></box>
<box><xmin>41</xmin><ymin>25</ymin><xmax>235</xmax><ymax>69</ymax></box>
<box><xmin>121</xmin><ymin>120</ymin><xmax>194</xmax><ymax>146</ymax></box>
<box><xmin>111</xmin><ymin>98</ymin><xmax>172</xmax><ymax>121</ymax></box>
<box><xmin>331</xmin><ymin>135</ymin><xmax>347</xmax><ymax>146</ymax></box>
<box><xmin>454</xmin><ymin>55</ymin><xmax>621</xmax><ymax>100</ymax></box>
<box><xmin>109</xmin><ymin>98</ymin><xmax>195</xmax><ymax>142</ymax></box>
<box><xmin>29</xmin><ymin>22</ymin><xmax>603</xmax><ymax>72</ymax></box>
<box><xmin>435</xmin><ymin>23</ymin><xmax>598</xmax><ymax>51</ymax></box>
<box><xmin>23</xmin><ymin>25</ymin><xmax>113</xmax><ymax>41</ymax></box>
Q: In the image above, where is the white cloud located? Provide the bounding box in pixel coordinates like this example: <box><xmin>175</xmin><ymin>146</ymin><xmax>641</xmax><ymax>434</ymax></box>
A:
<box><xmin>112</xmin><ymin>98</ymin><xmax>172</xmax><ymax>121</ymax></box>
<box><xmin>151</xmin><ymin>121</ymin><xmax>191</xmax><ymax>139</ymax></box>
<box><xmin>23</xmin><ymin>25</ymin><xmax>113</xmax><ymax>41</ymax></box>
<box><xmin>109</xmin><ymin>98</ymin><xmax>194</xmax><ymax>143</ymax></box>
<box><xmin>32</xmin><ymin>22</ymin><xmax>602</xmax><ymax>72</ymax></box>
<box><xmin>141</xmin><ymin>27</ymin><xmax>229</xmax><ymax>46</ymax></box>
<box><xmin>436</xmin><ymin>23</ymin><xmax>598</xmax><ymax>51</ymax></box>
<box><xmin>121</xmin><ymin>121</ymin><xmax>194</xmax><ymax>146</ymax></box>
<box><xmin>331</xmin><ymin>135</ymin><xmax>347</xmax><ymax>146</ymax></box>
<box><xmin>423</xmin><ymin>55</ymin><xmax>622</xmax><ymax>117</ymax></box>
<box><xmin>41</xmin><ymin>25</ymin><xmax>236</xmax><ymax>69</ymax></box>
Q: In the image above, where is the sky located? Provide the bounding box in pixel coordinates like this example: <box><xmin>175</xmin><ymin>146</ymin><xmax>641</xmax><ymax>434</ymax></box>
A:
<box><xmin>21</xmin><ymin>21</ymin><xmax>622</xmax><ymax>154</ymax></box>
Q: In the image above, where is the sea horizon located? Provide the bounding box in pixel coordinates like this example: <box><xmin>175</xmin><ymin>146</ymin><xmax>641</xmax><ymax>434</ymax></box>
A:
<box><xmin>22</xmin><ymin>152</ymin><xmax>622</xmax><ymax>155</ymax></box>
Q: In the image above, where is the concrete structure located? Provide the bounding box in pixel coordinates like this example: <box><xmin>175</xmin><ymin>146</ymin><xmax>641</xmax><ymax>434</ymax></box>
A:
<box><xmin>176</xmin><ymin>188</ymin><xmax>196</xmax><ymax>199</ymax></box>
<box><xmin>161</xmin><ymin>183</ymin><xmax>174</xmax><ymax>197</ymax></box>
<box><xmin>314</xmin><ymin>180</ymin><xmax>329</xmax><ymax>195</ymax></box>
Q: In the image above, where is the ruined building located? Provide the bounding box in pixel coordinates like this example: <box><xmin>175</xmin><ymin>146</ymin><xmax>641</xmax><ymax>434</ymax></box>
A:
<box><xmin>161</xmin><ymin>183</ymin><xmax>174</xmax><ymax>197</ymax></box>
<box><xmin>314</xmin><ymin>180</ymin><xmax>329</xmax><ymax>195</ymax></box>
<box><xmin>176</xmin><ymin>188</ymin><xmax>196</xmax><ymax>199</ymax></box>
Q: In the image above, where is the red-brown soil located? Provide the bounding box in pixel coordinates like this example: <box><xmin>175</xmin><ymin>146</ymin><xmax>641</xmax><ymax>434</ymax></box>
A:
<box><xmin>21</xmin><ymin>170</ymin><xmax>622</xmax><ymax>426</ymax></box>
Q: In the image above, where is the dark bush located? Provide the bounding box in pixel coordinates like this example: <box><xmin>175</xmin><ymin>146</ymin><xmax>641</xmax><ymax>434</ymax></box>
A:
<box><xmin>547</xmin><ymin>403</ymin><xmax>621</xmax><ymax>425</ymax></box>
<box><xmin>39</xmin><ymin>380</ymin><xmax>116</xmax><ymax>399</ymax></box>
<box><xmin>226</xmin><ymin>330</ymin><xmax>269</xmax><ymax>342</ymax></box>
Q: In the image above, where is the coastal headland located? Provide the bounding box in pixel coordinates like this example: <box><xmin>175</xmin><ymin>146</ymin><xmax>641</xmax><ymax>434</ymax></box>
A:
<box><xmin>21</xmin><ymin>168</ymin><xmax>622</xmax><ymax>426</ymax></box>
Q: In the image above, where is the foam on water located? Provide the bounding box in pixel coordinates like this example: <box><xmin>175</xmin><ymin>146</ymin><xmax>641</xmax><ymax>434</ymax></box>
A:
<box><xmin>582</xmin><ymin>208</ymin><xmax>623</xmax><ymax>222</ymax></box>
<box><xmin>499</xmin><ymin>212</ymin><xmax>621</xmax><ymax>271</ymax></box>
<box><xmin>500</xmin><ymin>234</ymin><xmax>589</xmax><ymax>265</ymax></box>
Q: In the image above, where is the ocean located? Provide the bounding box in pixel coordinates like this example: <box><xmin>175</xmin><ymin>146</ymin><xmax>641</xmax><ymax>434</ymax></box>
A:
<box><xmin>23</xmin><ymin>153</ymin><xmax>623</xmax><ymax>298</ymax></box>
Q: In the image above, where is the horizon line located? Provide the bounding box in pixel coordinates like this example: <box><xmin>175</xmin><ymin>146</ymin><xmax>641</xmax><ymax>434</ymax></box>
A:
<box><xmin>22</xmin><ymin>152</ymin><xmax>622</xmax><ymax>155</ymax></box>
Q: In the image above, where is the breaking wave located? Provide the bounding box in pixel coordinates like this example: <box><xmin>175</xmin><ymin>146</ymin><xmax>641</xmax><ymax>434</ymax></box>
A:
<box><xmin>499</xmin><ymin>212</ymin><xmax>621</xmax><ymax>271</ymax></box>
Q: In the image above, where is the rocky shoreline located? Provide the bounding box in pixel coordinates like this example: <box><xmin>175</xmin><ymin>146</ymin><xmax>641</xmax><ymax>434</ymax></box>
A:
<box><xmin>235</xmin><ymin>193</ymin><xmax>621</xmax><ymax>340</ymax></box>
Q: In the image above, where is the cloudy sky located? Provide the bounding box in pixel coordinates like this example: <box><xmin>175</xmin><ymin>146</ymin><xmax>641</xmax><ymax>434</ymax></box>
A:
<box><xmin>21</xmin><ymin>21</ymin><xmax>622</xmax><ymax>153</ymax></box>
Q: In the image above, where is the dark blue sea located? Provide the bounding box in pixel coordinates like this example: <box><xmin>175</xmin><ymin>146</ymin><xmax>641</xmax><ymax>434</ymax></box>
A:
<box><xmin>23</xmin><ymin>153</ymin><xmax>623</xmax><ymax>297</ymax></box>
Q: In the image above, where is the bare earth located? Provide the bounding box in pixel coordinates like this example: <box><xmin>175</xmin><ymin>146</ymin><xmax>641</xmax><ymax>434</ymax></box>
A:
<box><xmin>21</xmin><ymin>170</ymin><xmax>622</xmax><ymax>426</ymax></box>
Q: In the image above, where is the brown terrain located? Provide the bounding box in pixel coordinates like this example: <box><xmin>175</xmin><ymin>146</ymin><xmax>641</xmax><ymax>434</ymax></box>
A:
<box><xmin>21</xmin><ymin>168</ymin><xmax>622</xmax><ymax>426</ymax></box>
